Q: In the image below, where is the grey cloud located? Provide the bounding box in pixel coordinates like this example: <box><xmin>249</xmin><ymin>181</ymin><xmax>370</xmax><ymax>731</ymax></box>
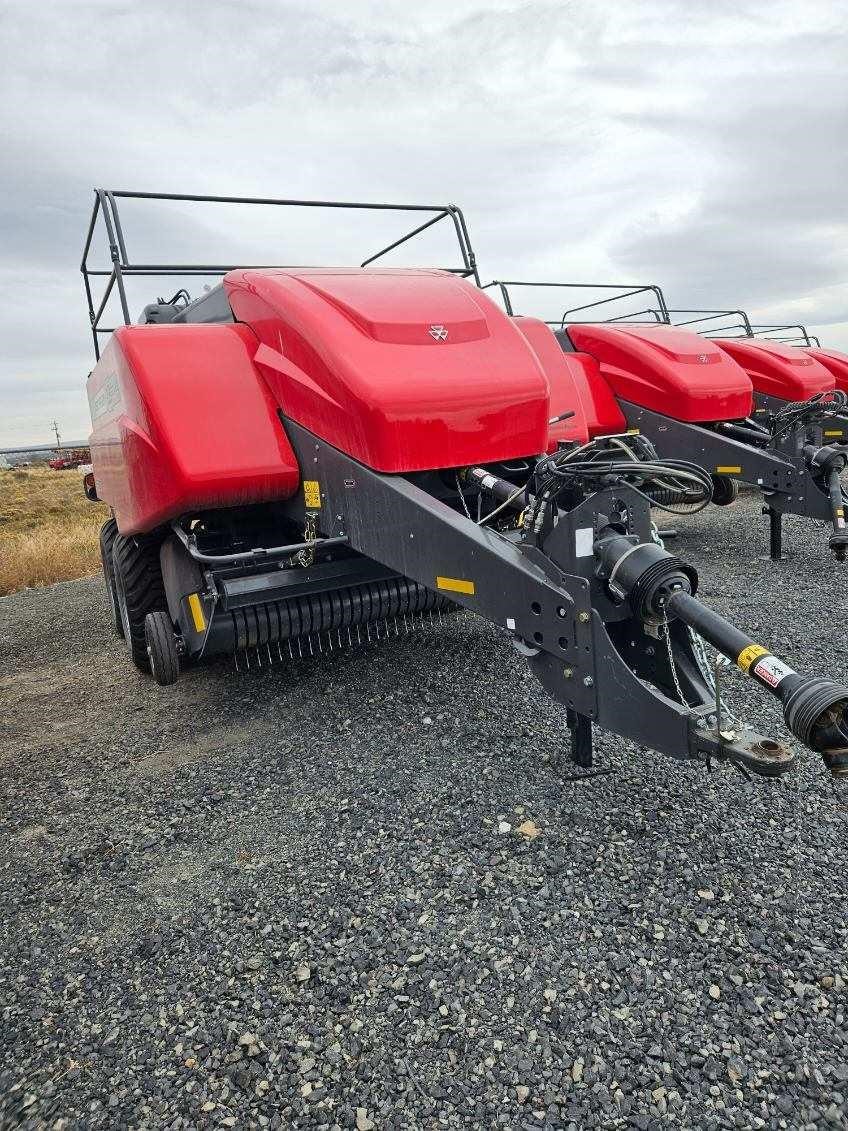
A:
<box><xmin>1</xmin><ymin>0</ymin><xmax>846</xmax><ymax>443</ymax></box>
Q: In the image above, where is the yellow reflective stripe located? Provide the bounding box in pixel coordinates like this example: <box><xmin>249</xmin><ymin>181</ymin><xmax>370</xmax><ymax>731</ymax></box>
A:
<box><xmin>436</xmin><ymin>576</ymin><xmax>475</xmax><ymax>595</ymax></box>
<box><xmin>716</xmin><ymin>465</ymin><xmax>742</xmax><ymax>474</ymax></box>
<box><xmin>188</xmin><ymin>592</ymin><xmax>206</xmax><ymax>632</ymax></box>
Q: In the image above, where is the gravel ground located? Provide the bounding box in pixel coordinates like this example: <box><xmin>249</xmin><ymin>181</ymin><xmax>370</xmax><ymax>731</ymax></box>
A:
<box><xmin>2</xmin><ymin>494</ymin><xmax>847</xmax><ymax>1130</ymax></box>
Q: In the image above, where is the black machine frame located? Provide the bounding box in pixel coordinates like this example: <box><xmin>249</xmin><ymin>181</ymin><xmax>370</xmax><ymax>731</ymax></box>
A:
<box><xmin>80</xmin><ymin>189</ymin><xmax>480</xmax><ymax>360</ymax></box>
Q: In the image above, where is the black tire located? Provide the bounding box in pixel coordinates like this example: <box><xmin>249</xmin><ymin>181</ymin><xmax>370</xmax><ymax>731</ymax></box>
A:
<box><xmin>99</xmin><ymin>518</ymin><xmax>124</xmax><ymax>638</ymax></box>
<box><xmin>711</xmin><ymin>474</ymin><xmax>739</xmax><ymax>507</ymax></box>
<box><xmin>112</xmin><ymin>534</ymin><xmax>167</xmax><ymax>671</ymax></box>
<box><xmin>144</xmin><ymin>611</ymin><xmax>180</xmax><ymax>685</ymax></box>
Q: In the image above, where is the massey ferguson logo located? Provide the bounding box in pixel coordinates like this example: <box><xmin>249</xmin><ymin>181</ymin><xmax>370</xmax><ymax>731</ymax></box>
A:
<box><xmin>429</xmin><ymin>324</ymin><xmax>449</xmax><ymax>341</ymax></box>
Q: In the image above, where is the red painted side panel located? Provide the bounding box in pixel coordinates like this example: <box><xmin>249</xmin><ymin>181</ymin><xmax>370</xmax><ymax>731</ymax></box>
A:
<box><xmin>87</xmin><ymin>324</ymin><xmax>300</xmax><ymax>534</ymax></box>
<box><xmin>806</xmin><ymin>347</ymin><xmax>848</xmax><ymax>394</ymax></box>
<box><xmin>569</xmin><ymin>353</ymin><xmax>629</xmax><ymax>438</ymax></box>
<box><xmin>567</xmin><ymin>324</ymin><xmax>753</xmax><ymax>422</ymax></box>
<box><xmin>711</xmin><ymin>338</ymin><xmax>834</xmax><ymax>401</ymax></box>
<box><xmin>511</xmin><ymin>317</ymin><xmax>626</xmax><ymax>447</ymax></box>
<box><xmin>225</xmin><ymin>269</ymin><xmax>550</xmax><ymax>472</ymax></box>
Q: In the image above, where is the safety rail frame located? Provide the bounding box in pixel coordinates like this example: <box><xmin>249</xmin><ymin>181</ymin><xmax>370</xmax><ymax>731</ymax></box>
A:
<box><xmin>81</xmin><ymin>189</ymin><xmax>480</xmax><ymax>359</ymax></box>
<box><xmin>482</xmin><ymin>280</ymin><xmax>670</xmax><ymax>326</ymax></box>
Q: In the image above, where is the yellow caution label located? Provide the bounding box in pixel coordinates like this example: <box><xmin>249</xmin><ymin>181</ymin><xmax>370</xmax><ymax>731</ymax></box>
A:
<box><xmin>837</xmin><ymin>507</ymin><xmax>845</xmax><ymax>519</ymax></box>
<box><xmin>824</xmin><ymin>430</ymin><xmax>844</xmax><ymax>437</ymax></box>
<box><xmin>188</xmin><ymin>592</ymin><xmax>206</xmax><ymax>632</ymax></box>
<box><xmin>716</xmin><ymin>465</ymin><xmax>742</xmax><ymax>475</ymax></box>
<box><xmin>436</xmin><ymin>576</ymin><xmax>476</xmax><ymax>596</ymax></box>
<box><xmin>626</xmin><ymin>428</ymin><xmax>641</xmax><ymax>435</ymax></box>
<box><xmin>303</xmin><ymin>480</ymin><xmax>322</xmax><ymax>508</ymax></box>
<box><xmin>737</xmin><ymin>644</ymin><xmax>768</xmax><ymax>673</ymax></box>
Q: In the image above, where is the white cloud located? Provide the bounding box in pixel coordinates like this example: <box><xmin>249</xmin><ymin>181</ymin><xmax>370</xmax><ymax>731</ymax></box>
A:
<box><xmin>1</xmin><ymin>0</ymin><xmax>846</xmax><ymax>443</ymax></box>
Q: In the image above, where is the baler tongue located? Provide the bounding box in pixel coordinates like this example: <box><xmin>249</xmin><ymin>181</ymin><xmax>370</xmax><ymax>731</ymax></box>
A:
<box><xmin>699</xmin><ymin>729</ymin><xmax>793</xmax><ymax>778</ymax></box>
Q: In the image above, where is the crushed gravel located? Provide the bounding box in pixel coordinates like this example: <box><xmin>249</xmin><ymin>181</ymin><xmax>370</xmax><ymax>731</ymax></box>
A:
<box><xmin>1</xmin><ymin>493</ymin><xmax>847</xmax><ymax>1130</ymax></box>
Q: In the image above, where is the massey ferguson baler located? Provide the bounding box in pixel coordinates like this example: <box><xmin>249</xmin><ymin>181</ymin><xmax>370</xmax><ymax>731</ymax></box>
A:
<box><xmin>80</xmin><ymin>190</ymin><xmax>848</xmax><ymax>783</ymax></box>
<box><xmin>662</xmin><ymin>306</ymin><xmax>848</xmax><ymax>446</ymax></box>
<box><xmin>487</xmin><ymin>282</ymin><xmax>848</xmax><ymax>561</ymax></box>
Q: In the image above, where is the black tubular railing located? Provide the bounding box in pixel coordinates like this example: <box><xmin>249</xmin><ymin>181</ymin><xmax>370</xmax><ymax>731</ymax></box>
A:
<box><xmin>482</xmin><ymin>280</ymin><xmax>671</xmax><ymax>326</ymax></box>
<box><xmin>665</xmin><ymin>309</ymin><xmax>754</xmax><ymax>337</ymax></box>
<box><xmin>669</xmin><ymin>313</ymin><xmax>822</xmax><ymax>349</ymax></box>
<box><xmin>750</xmin><ymin>324</ymin><xmax>820</xmax><ymax>348</ymax></box>
<box><xmin>81</xmin><ymin>189</ymin><xmax>480</xmax><ymax>359</ymax></box>
<box><xmin>480</xmin><ymin>282</ymin><xmax>827</xmax><ymax>351</ymax></box>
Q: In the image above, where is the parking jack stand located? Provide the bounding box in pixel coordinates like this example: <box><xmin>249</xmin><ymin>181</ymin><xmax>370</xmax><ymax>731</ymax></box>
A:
<box><xmin>567</xmin><ymin>708</ymin><xmax>593</xmax><ymax>768</ymax></box>
<box><xmin>766</xmin><ymin>505</ymin><xmax>783</xmax><ymax>561</ymax></box>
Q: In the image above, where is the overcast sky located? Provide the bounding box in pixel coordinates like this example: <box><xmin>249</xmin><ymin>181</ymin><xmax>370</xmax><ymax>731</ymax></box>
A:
<box><xmin>1</xmin><ymin>0</ymin><xmax>846</xmax><ymax>445</ymax></box>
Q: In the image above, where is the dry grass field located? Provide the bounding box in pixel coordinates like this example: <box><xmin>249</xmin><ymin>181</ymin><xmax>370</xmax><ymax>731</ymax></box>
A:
<box><xmin>0</xmin><ymin>467</ymin><xmax>108</xmax><ymax>596</ymax></box>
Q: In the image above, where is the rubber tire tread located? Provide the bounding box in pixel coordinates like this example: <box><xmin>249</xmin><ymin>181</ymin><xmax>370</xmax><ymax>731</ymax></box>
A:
<box><xmin>112</xmin><ymin>534</ymin><xmax>167</xmax><ymax>671</ymax></box>
<box><xmin>711</xmin><ymin>475</ymin><xmax>739</xmax><ymax>507</ymax></box>
<box><xmin>99</xmin><ymin>518</ymin><xmax>125</xmax><ymax>638</ymax></box>
<box><xmin>144</xmin><ymin>611</ymin><xmax>180</xmax><ymax>685</ymax></box>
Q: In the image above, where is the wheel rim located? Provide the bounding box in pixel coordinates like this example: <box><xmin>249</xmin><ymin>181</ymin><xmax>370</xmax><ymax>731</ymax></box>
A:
<box><xmin>115</xmin><ymin>574</ymin><xmax>133</xmax><ymax>651</ymax></box>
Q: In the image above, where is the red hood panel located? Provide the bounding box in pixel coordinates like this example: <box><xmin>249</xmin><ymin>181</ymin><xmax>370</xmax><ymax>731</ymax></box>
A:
<box><xmin>225</xmin><ymin>268</ymin><xmax>551</xmax><ymax>472</ymax></box>
<box><xmin>511</xmin><ymin>317</ymin><xmax>626</xmax><ymax>445</ymax></box>
<box><xmin>295</xmin><ymin>271</ymin><xmax>490</xmax><ymax>344</ymax></box>
<box><xmin>711</xmin><ymin>338</ymin><xmax>834</xmax><ymax>401</ymax></box>
<box><xmin>567</xmin><ymin>323</ymin><xmax>753</xmax><ymax>422</ymax></box>
<box><xmin>806</xmin><ymin>347</ymin><xmax>848</xmax><ymax>394</ymax></box>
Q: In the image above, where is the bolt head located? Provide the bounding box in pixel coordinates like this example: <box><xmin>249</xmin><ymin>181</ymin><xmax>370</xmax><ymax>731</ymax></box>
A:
<box><xmin>578</xmin><ymin>611</ymin><xmax>590</xmax><ymax>623</ymax></box>
<box><xmin>563</xmin><ymin>667</ymin><xmax>573</xmax><ymax>679</ymax></box>
<box><xmin>583</xmin><ymin>676</ymin><xmax>594</xmax><ymax>687</ymax></box>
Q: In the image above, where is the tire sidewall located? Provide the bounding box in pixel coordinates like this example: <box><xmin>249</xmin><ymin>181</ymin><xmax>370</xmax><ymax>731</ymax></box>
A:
<box><xmin>113</xmin><ymin>560</ymin><xmax>134</xmax><ymax>651</ymax></box>
<box><xmin>99</xmin><ymin>521</ymin><xmax>125</xmax><ymax>638</ymax></box>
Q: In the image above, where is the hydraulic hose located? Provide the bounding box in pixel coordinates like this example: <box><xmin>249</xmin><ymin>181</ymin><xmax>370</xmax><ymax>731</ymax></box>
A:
<box><xmin>716</xmin><ymin>421</ymin><xmax>771</xmax><ymax>445</ymax></box>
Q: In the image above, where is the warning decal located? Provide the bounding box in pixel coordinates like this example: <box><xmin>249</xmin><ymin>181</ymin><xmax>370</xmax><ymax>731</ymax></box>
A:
<box><xmin>303</xmin><ymin>480</ymin><xmax>322</xmax><ymax>508</ymax></box>
<box><xmin>752</xmin><ymin>655</ymin><xmax>796</xmax><ymax>689</ymax></box>
<box><xmin>737</xmin><ymin>644</ymin><xmax>768</xmax><ymax>673</ymax></box>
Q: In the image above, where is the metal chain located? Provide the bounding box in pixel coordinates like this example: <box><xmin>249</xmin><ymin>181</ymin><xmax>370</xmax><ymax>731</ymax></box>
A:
<box><xmin>662</xmin><ymin>605</ymin><xmax>689</xmax><ymax>707</ymax></box>
<box><xmin>296</xmin><ymin>511</ymin><xmax>318</xmax><ymax>568</ymax></box>
<box><xmin>455</xmin><ymin>473</ymin><xmax>472</xmax><ymax>519</ymax></box>
<box><xmin>653</xmin><ymin>519</ymin><xmax>742</xmax><ymax>724</ymax></box>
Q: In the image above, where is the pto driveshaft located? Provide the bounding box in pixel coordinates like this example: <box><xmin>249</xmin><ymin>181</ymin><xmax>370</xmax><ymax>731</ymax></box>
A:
<box><xmin>596</xmin><ymin>533</ymin><xmax>848</xmax><ymax>775</ymax></box>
